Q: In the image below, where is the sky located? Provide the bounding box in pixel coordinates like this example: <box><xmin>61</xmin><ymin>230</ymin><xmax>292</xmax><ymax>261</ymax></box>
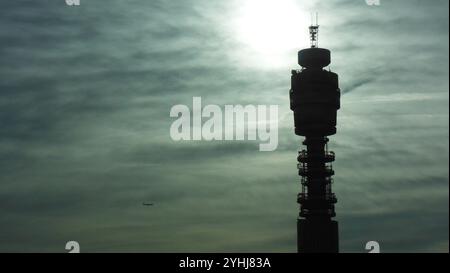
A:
<box><xmin>0</xmin><ymin>0</ymin><xmax>448</xmax><ymax>252</ymax></box>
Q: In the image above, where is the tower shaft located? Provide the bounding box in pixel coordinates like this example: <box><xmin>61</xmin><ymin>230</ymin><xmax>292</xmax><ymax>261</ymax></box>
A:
<box><xmin>296</xmin><ymin>137</ymin><xmax>338</xmax><ymax>253</ymax></box>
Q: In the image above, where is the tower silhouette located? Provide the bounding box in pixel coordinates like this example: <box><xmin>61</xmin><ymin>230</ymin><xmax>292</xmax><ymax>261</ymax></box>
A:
<box><xmin>289</xmin><ymin>17</ymin><xmax>341</xmax><ymax>253</ymax></box>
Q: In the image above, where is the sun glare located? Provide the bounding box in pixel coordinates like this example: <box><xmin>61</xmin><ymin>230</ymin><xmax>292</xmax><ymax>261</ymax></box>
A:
<box><xmin>232</xmin><ymin>0</ymin><xmax>310</xmax><ymax>67</ymax></box>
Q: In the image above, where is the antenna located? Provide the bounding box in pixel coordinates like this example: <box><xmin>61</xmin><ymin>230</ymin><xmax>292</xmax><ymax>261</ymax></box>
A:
<box><xmin>309</xmin><ymin>12</ymin><xmax>319</xmax><ymax>48</ymax></box>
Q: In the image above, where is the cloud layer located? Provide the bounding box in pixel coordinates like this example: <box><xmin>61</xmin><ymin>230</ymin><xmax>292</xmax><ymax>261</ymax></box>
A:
<box><xmin>0</xmin><ymin>0</ymin><xmax>448</xmax><ymax>252</ymax></box>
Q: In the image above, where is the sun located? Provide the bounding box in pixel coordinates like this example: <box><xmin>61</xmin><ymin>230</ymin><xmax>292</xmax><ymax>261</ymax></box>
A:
<box><xmin>232</xmin><ymin>0</ymin><xmax>310</xmax><ymax>67</ymax></box>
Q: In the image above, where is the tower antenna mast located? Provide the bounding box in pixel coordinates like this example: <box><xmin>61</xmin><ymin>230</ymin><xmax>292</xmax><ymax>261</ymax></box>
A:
<box><xmin>309</xmin><ymin>12</ymin><xmax>319</xmax><ymax>48</ymax></box>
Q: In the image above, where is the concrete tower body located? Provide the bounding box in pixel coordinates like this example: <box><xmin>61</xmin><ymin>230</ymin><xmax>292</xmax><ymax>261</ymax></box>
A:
<box><xmin>289</xmin><ymin>22</ymin><xmax>341</xmax><ymax>253</ymax></box>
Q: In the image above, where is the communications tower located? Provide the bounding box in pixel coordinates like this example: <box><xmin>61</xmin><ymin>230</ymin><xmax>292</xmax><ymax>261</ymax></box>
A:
<box><xmin>289</xmin><ymin>17</ymin><xmax>341</xmax><ymax>253</ymax></box>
